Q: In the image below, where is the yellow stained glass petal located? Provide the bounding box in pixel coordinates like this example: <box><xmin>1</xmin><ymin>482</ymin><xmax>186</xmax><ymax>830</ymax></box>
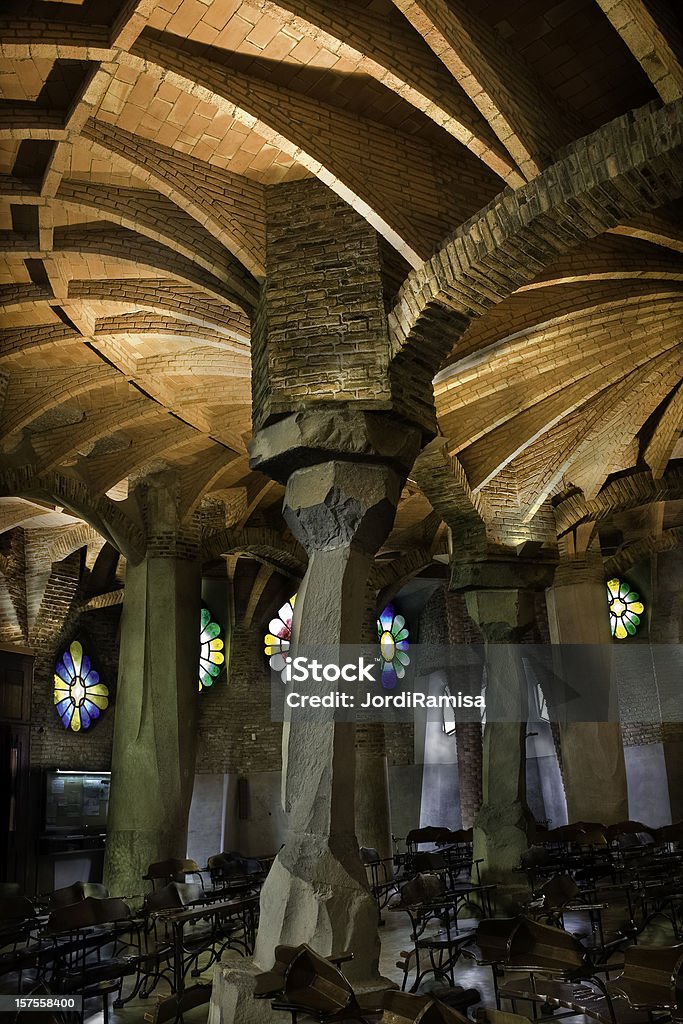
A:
<box><xmin>607</xmin><ymin>579</ymin><xmax>620</xmax><ymax>597</ymax></box>
<box><xmin>615</xmin><ymin>622</ymin><xmax>628</xmax><ymax>639</ymax></box>
<box><xmin>53</xmin><ymin>677</ymin><xmax>70</xmax><ymax>691</ymax></box>
<box><xmin>71</xmin><ymin>707</ymin><xmax>81</xmax><ymax>731</ymax></box>
<box><xmin>88</xmin><ymin>694</ymin><xmax>109</xmax><ymax>709</ymax></box>
<box><xmin>209</xmin><ymin>652</ymin><xmax>225</xmax><ymax>665</ymax></box>
<box><xmin>629</xmin><ymin>601</ymin><xmax>644</xmax><ymax>615</ymax></box>
<box><xmin>70</xmin><ymin>641</ymin><xmax>83</xmax><ymax>674</ymax></box>
<box><xmin>86</xmin><ymin>683</ymin><xmax>109</xmax><ymax>696</ymax></box>
<box><xmin>209</xmin><ymin>638</ymin><xmax>224</xmax><ymax>652</ymax></box>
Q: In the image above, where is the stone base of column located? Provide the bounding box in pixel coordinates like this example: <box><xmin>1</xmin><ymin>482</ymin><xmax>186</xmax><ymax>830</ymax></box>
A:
<box><xmin>253</xmin><ymin>832</ymin><xmax>381</xmax><ymax>986</ymax></box>
<box><xmin>105</xmin><ymin>827</ymin><xmax>185</xmax><ymax>897</ymax></box>
<box><xmin>210</xmin><ymin>958</ymin><xmax>393</xmax><ymax>1024</ymax></box>
<box><xmin>473</xmin><ymin>799</ymin><xmax>531</xmax><ymax>911</ymax></box>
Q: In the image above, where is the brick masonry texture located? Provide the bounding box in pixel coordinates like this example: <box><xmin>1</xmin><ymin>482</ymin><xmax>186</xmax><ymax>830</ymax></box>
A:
<box><xmin>195</xmin><ymin>620</ymin><xmax>282</xmax><ymax>776</ymax></box>
<box><xmin>251</xmin><ymin>179</ymin><xmax>392</xmax><ymax>430</ymax></box>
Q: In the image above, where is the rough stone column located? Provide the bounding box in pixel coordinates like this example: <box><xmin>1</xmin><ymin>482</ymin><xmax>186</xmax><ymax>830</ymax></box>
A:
<box><xmin>546</xmin><ymin>553</ymin><xmax>628</xmax><ymax>824</ymax></box>
<box><xmin>252</xmin><ymin>458</ymin><xmax>404</xmax><ymax>980</ymax></box>
<box><xmin>355</xmin><ymin>723</ymin><xmax>392</xmax><ymax>861</ymax></box>
<box><xmin>465</xmin><ymin>588</ymin><xmax>536</xmax><ymax>895</ymax></box>
<box><xmin>104</xmin><ymin>471</ymin><xmax>200</xmax><ymax>896</ymax></box>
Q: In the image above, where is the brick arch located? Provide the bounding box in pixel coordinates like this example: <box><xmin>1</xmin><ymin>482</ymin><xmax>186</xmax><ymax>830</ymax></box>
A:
<box><xmin>202</xmin><ymin>527</ymin><xmax>306</xmax><ymax>577</ymax></box>
<box><xmin>387</xmin><ymin>99</ymin><xmax>683</xmax><ymax>433</ymax></box>
<box><xmin>373</xmin><ymin>544</ymin><xmax>446</xmax><ymax>611</ymax></box>
<box><xmin>0</xmin><ymin>468</ymin><xmax>146</xmax><ymax>565</ymax></box>
<box><xmin>604</xmin><ymin>528</ymin><xmax>683</xmax><ymax>578</ymax></box>
<box><xmin>554</xmin><ymin>465</ymin><xmax>683</xmax><ymax>536</ymax></box>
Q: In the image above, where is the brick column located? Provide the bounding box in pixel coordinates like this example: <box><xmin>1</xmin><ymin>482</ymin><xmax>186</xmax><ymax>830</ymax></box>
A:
<box><xmin>445</xmin><ymin>591</ymin><xmax>483</xmax><ymax>828</ymax></box>
<box><xmin>546</xmin><ymin>553</ymin><xmax>628</xmax><ymax>825</ymax></box>
<box><xmin>104</xmin><ymin>470</ymin><xmax>200</xmax><ymax>896</ymax></box>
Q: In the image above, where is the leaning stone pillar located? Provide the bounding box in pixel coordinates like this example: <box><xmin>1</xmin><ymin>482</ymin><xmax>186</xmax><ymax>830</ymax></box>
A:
<box><xmin>465</xmin><ymin>587</ymin><xmax>536</xmax><ymax>897</ymax></box>
<box><xmin>546</xmin><ymin>553</ymin><xmax>628</xmax><ymax>824</ymax></box>
<box><xmin>104</xmin><ymin>470</ymin><xmax>200</xmax><ymax>896</ymax></box>
<box><xmin>252</xmin><ymin>457</ymin><xmax>404</xmax><ymax>980</ymax></box>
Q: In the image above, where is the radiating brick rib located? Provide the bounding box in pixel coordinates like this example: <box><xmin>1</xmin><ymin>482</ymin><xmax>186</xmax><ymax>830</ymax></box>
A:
<box><xmin>643</xmin><ymin>381</ymin><xmax>683</xmax><ymax>479</ymax></box>
<box><xmin>458</xmin><ymin>327</ymin><xmax>681</xmax><ymax>492</ymax></box>
<box><xmin>0</xmin><ymin>323</ymin><xmax>81</xmax><ymax>363</ymax></box>
<box><xmin>129</xmin><ymin>31</ymin><xmax>503</xmax><ymax>265</ymax></box>
<box><xmin>512</xmin><ymin>350</ymin><xmax>683</xmax><ymax>520</ymax></box>
<box><xmin>178</xmin><ymin>447</ymin><xmax>245</xmax><ymax>521</ymax></box>
<box><xmin>66</xmin><ymin>280</ymin><xmax>250</xmax><ymax>337</ymax></box>
<box><xmin>92</xmin><ymin>313</ymin><xmax>247</xmax><ymax>349</ymax></box>
<box><xmin>0</xmin><ymin>284</ymin><xmax>53</xmax><ymax>311</ymax></box>
<box><xmin>48</xmin><ymin>222</ymin><xmax>257</xmax><ymax>308</ymax></box>
<box><xmin>388</xmin><ymin>100</ymin><xmax>683</xmax><ymax>432</ymax></box>
<box><xmin>435</xmin><ymin>279</ymin><xmax>683</xmax><ymax>381</ymax></box>
<box><xmin>80</xmin><ymin>589</ymin><xmax>125</xmax><ymax>611</ymax></box>
<box><xmin>438</xmin><ymin>290</ymin><xmax>683</xmax><ymax>412</ymax></box>
<box><xmin>82</xmin><ymin>121</ymin><xmax>266</xmax><ymax>277</ymax></box>
<box><xmin>0</xmin><ymin>108</ymin><xmax>67</xmax><ymax>140</ymax></box>
<box><xmin>54</xmin><ymin>180</ymin><xmax>256</xmax><ymax>293</ymax></box>
<box><xmin>77</xmin><ymin>418</ymin><xmax>197</xmax><ymax>495</ymax></box>
<box><xmin>0</xmin><ymin>20</ymin><xmax>113</xmax><ymax>59</ymax></box>
<box><xmin>596</xmin><ymin>0</ymin><xmax>683</xmax><ymax>103</ymax></box>
<box><xmin>31</xmin><ymin>396</ymin><xmax>154</xmax><ymax>474</ymax></box>
<box><xmin>254</xmin><ymin>0</ymin><xmax>519</xmax><ymax>185</ymax></box>
<box><xmin>438</xmin><ymin>304</ymin><xmax>683</xmax><ymax>460</ymax></box>
<box><xmin>1</xmin><ymin>365</ymin><xmax>119</xmax><ymax>441</ymax></box>
<box><xmin>610</xmin><ymin>211</ymin><xmax>683</xmax><ymax>253</ymax></box>
<box><xmin>411</xmin><ymin>438</ymin><xmax>487</xmax><ymax>557</ymax></box>
<box><xmin>393</xmin><ymin>0</ymin><xmax>580</xmax><ymax>181</ymax></box>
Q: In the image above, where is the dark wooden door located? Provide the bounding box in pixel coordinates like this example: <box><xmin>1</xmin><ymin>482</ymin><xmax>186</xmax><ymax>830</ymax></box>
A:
<box><xmin>0</xmin><ymin>652</ymin><xmax>34</xmax><ymax>890</ymax></box>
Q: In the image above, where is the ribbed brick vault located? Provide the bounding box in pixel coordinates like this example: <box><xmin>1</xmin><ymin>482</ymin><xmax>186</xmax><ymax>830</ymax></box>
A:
<box><xmin>0</xmin><ymin>0</ymin><xmax>681</xmax><ymax>635</ymax></box>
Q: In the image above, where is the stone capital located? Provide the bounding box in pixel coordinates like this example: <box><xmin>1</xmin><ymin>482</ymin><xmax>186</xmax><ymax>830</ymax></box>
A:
<box><xmin>283</xmin><ymin>460</ymin><xmax>403</xmax><ymax>557</ymax></box>
<box><xmin>249</xmin><ymin>406</ymin><xmax>422</xmax><ymax>485</ymax></box>
<box><xmin>451</xmin><ymin>556</ymin><xmax>556</xmax><ymax>594</ymax></box>
<box><xmin>465</xmin><ymin>587</ymin><xmax>536</xmax><ymax>643</ymax></box>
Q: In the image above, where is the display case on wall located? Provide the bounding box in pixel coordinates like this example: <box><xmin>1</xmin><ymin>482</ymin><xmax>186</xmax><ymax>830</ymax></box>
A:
<box><xmin>37</xmin><ymin>769</ymin><xmax>111</xmax><ymax>891</ymax></box>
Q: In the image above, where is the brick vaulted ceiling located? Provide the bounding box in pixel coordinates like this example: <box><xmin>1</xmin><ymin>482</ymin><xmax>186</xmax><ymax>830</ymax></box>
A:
<box><xmin>0</xmin><ymin>0</ymin><xmax>682</xmax><ymax>603</ymax></box>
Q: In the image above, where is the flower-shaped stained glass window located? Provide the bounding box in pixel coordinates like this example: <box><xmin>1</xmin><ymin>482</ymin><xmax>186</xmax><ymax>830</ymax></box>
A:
<box><xmin>54</xmin><ymin>641</ymin><xmax>109</xmax><ymax>732</ymax></box>
<box><xmin>264</xmin><ymin>595</ymin><xmax>296</xmax><ymax>680</ymax></box>
<box><xmin>607</xmin><ymin>578</ymin><xmax>645</xmax><ymax>639</ymax></box>
<box><xmin>377</xmin><ymin>604</ymin><xmax>410</xmax><ymax>689</ymax></box>
<box><xmin>199</xmin><ymin>606</ymin><xmax>225</xmax><ymax>690</ymax></box>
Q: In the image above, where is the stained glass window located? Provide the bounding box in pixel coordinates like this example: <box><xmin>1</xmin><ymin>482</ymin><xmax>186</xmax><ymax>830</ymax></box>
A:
<box><xmin>53</xmin><ymin>641</ymin><xmax>109</xmax><ymax>732</ymax></box>
<box><xmin>264</xmin><ymin>595</ymin><xmax>295</xmax><ymax>680</ymax></box>
<box><xmin>199</xmin><ymin>606</ymin><xmax>225</xmax><ymax>690</ymax></box>
<box><xmin>377</xmin><ymin>604</ymin><xmax>410</xmax><ymax>689</ymax></box>
<box><xmin>607</xmin><ymin>578</ymin><xmax>645</xmax><ymax>639</ymax></box>
<box><xmin>263</xmin><ymin>595</ymin><xmax>410</xmax><ymax>687</ymax></box>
